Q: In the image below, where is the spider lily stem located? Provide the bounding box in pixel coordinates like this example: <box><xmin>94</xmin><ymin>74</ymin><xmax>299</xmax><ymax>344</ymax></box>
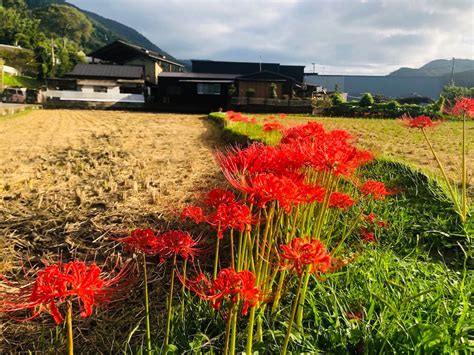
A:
<box><xmin>66</xmin><ymin>300</ymin><xmax>73</xmax><ymax>355</ymax></box>
<box><xmin>282</xmin><ymin>272</ymin><xmax>305</xmax><ymax>355</ymax></box>
<box><xmin>164</xmin><ymin>255</ymin><xmax>177</xmax><ymax>352</ymax></box>
<box><xmin>142</xmin><ymin>254</ymin><xmax>152</xmax><ymax>354</ymax></box>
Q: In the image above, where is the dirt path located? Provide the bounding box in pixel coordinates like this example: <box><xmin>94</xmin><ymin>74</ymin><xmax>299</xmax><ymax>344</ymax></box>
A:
<box><xmin>0</xmin><ymin>110</ymin><xmax>225</xmax><ymax>264</ymax></box>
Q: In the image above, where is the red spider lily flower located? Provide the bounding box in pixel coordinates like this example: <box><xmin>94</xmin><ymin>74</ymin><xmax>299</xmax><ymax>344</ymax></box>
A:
<box><xmin>181</xmin><ymin>205</ymin><xmax>205</xmax><ymax>224</ymax></box>
<box><xmin>399</xmin><ymin>114</ymin><xmax>439</xmax><ymax>129</ymax></box>
<box><xmin>360</xmin><ymin>228</ymin><xmax>376</xmax><ymax>243</ymax></box>
<box><xmin>263</xmin><ymin>121</ymin><xmax>284</xmax><ymax>132</ymax></box>
<box><xmin>204</xmin><ymin>188</ymin><xmax>236</xmax><ymax>208</ymax></box>
<box><xmin>360</xmin><ymin>180</ymin><xmax>395</xmax><ymax>200</ymax></box>
<box><xmin>206</xmin><ymin>202</ymin><xmax>253</xmax><ymax>238</ymax></box>
<box><xmin>451</xmin><ymin>97</ymin><xmax>474</xmax><ymax>117</ymax></box>
<box><xmin>0</xmin><ymin>260</ymin><xmax>135</xmax><ymax>324</ymax></box>
<box><xmin>278</xmin><ymin>113</ymin><xmax>287</xmax><ymax>119</ymax></box>
<box><xmin>281</xmin><ymin>121</ymin><xmax>326</xmax><ymax>144</ymax></box>
<box><xmin>279</xmin><ymin>237</ymin><xmax>332</xmax><ymax>276</ymax></box>
<box><xmin>115</xmin><ymin>228</ymin><xmax>161</xmax><ymax>255</ymax></box>
<box><xmin>156</xmin><ymin>230</ymin><xmax>199</xmax><ymax>262</ymax></box>
<box><xmin>329</xmin><ymin>192</ymin><xmax>355</xmax><ymax>209</ymax></box>
<box><xmin>183</xmin><ymin>267</ymin><xmax>262</xmax><ymax>316</ymax></box>
<box><xmin>364</xmin><ymin>213</ymin><xmax>388</xmax><ymax>228</ymax></box>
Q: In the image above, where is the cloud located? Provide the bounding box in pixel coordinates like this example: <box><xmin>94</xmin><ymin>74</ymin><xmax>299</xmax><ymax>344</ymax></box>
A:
<box><xmin>69</xmin><ymin>0</ymin><xmax>473</xmax><ymax>74</ymax></box>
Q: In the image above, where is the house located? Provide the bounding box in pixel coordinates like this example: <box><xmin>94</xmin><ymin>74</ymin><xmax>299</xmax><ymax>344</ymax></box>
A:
<box><xmin>156</xmin><ymin>60</ymin><xmax>311</xmax><ymax>112</ymax></box>
<box><xmin>44</xmin><ymin>63</ymin><xmax>145</xmax><ymax>108</ymax></box>
<box><xmin>88</xmin><ymin>40</ymin><xmax>185</xmax><ymax>85</ymax></box>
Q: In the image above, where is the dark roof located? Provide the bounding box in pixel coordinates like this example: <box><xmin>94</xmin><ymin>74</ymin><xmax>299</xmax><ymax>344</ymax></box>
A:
<box><xmin>158</xmin><ymin>72</ymin><xmax>239</xmax><ymax>79</ymax></box>
<box><xmin>89</xmin><ymin>40</ymin><xmax>184</xmax><ymax>68</ymax></box>
<box><xmin>65</xmin><ymin>64</ymin><xmax>143</xmax><ymax>79</ymax></box>
<box><xmin>236</xmin><ymin>70</ymin><xmax>296</xmax><ymax>82</ymax></box>
<box><xmin>191</xmin><ymin>60</ymin><xmax>304</xmax><ymax>82</ymax></box>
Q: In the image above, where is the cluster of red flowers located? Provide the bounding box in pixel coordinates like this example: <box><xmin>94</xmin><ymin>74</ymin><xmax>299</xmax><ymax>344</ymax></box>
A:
<box><xmin>360</xmin><ymin>180</ymin><xmax>395</xmax><ymax>200</ymax></box>
<box><xmin>116</xmin><ymin>228</ymin><xmax>198</xmax><ymax>261</ymax></box>
<box><xmin>181</xmin><ymin>189</ymin><xmax>254</xmax><ymax>237</ymax></box>
<box><xmin>262</xmin><ymin>121</ymin><xmax>284</xmax><ymax>132</ymax></box>
<box><xmin>279</xmin><ymin>237</ymin><xmax>332</xmax><ymax>275</ymax></box>
<box><xmin>0</xmin><ymin>260</ymin><xmax>134</xmax><ymax>324</ymax></box>
<box><xmin>451</xmin><ymin>97</ymin><xmax>474</xmax><ymax>117</ymax></box>
<box><xmin>399</xmin><ymin>114</ymin><xmax>439</xmax><ymax>129</ymax></box>
<box><xmin>226</xmin><ymin>111</ymin><xmax>257</xmax><ymax>124</ymax></box>
<box><xmin>329</xmin><ymin>192</ymin><xmax>355</xmax><ymax>209</ymax></box>
<box><xmin>185</xmin><ymin>267</ymin><xmax>262</xmax><ymax>315</ymax></box>
<box><xmin>364</xmin><ymin>212</ymin><xmax>388</xmax><ymax>228</ymax></box>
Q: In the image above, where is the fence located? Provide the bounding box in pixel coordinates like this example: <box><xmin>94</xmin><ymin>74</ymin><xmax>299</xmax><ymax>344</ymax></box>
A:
<box><xmin>44</xmin><ymin>90</ymin><xmax>145</xmax><ymax>103</ymax></box>
<box><xmin>231</xmin><ymin>97</ymin><xmax>312</xmax><ymax>107</ymax></box>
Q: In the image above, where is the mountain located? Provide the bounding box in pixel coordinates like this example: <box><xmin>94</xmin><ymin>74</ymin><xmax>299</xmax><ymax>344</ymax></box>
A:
<box><xmin>25</xmin><ymin>0</ymin><xmax>178</xmax><ymax>60</ymax></box>
<box><xmin>389</xmin><ymin>59</ymin><xmax>474</xmax><ymax>77</ymax></box>
<box><xmin>389</xmin><ymin>58</ymin><xmax>474</xmax><ymax>87</ymax></box>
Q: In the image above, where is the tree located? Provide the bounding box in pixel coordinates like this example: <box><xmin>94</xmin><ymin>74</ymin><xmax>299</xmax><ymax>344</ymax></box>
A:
<box><xmin>359</xmin><ymin>92</ymin><xmax>375</xmax><ymax>107</ymax></box>
<box><xmin>0</xmin><ymin>6</ymin><xmax>41</xmax><ymax>49</ymax></box>
<box><xmin>34</xmin><ymin>5</ymin><xmax>93</xmax><ymax>44</ymax></box>
<box><xmin>441</xmin><ymin>85</ymin><xmax>474</xmax><ymax>103</ymax></box>
<box><xmin>330</xmin><ymin>92</ymin><xmax>344</xmax><ymax>105</ymax></box>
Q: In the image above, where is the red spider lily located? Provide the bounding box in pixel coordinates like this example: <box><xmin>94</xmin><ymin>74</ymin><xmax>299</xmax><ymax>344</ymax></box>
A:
<box><xmin>329</xmin><ymin>192</ymin><xmax>355</xmax><ymax>209</ymax></box>
<box><xmin>226</xmin><ymin>111</ymin><xmax>256</xmax><ymax>124</ymax></box>
<box><xmin>281</xmin><ymin>121</ymin><xmax>326</xmax><ymax>144</ymax></box>
<box><xmin>206</xmin><ymin>202</ymin><xmax>253</xmax><ymax>238</ymax></box>
<box><xmin>360</xmin><ymin>228</ymin><xmax>376</xmax><ymax>243</ymax></box>
<box><xmin>204</xmin><ymin>188</ymin><xmax>236</xmax><ymax>208</ymax></box>
<box><xmin>278</xmin><ymin>113</ymin><xmax>287</xmax><ymax>119</ymax></box>
<box><xmin>451</xmin><ymin>97</ymin><xmax>474</xmax><ymax>117</ymax></box>
<box><xmin>0</xmin><ymin>260</ymin><xmax>135</xmax><ymax>324</ymax></box>
<box><xmin>263</xmin><ymin>121</ymin><xmax>284</xmax><ymax>132</ymax></box>
<box><xmin>115</xmin><ymin>228</ymin><xmax>161</xmax><ymax>255</ymax></box>
<box><xmin>157</xmin><ymin>230</ymin><xmax>199</xmax><ymax>262</ymax></box>
<box><xmin>360</xmin><ymin>180</ymin><xmax>395</xmax><ymax>200</ymax></box>
<box><xmin>183</xmin><ymin>267</ymin><xmax>262</xmax><ymax>316</ymax></box>
<box><xmin>279</xmin><ymin>238</ymin><xmax>332</xmax><ymax>276</ymax></box>
<box><xmin>399</xmin><ymin>114</ymin><xmax>439</xmax><ymax>129</ymax></box>
<box><xmin>285</xmin><ymin>128</ymin><xmax>373</xmax><ymax>176</ymax></box>
<box><xmin>181</xmin><ymin>205</ymin><xmax>205</xmax><ymax>223</ymax></box>
<box><xmin>364</xmin><ymin>213</ymin><xmax>388</xmax><ymax>228</ymax></box>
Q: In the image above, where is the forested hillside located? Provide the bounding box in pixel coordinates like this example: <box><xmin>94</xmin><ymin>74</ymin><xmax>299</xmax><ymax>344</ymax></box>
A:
<box><xmin>0</xmin><ymin>0</ymin><xmax>177</xmax><ymax>81</ymax></box>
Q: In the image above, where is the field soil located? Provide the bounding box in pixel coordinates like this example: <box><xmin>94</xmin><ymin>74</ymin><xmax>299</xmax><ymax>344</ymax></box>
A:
<box><xmin>0</xmin><ymin>110</ymin><xmax>224</xmax><ymax>270</ymax></box>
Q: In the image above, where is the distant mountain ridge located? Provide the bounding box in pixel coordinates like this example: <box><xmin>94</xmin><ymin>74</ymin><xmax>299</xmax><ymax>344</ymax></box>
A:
<box><xmin>389</xmin><ymin>58</ymin><xmax>474</xmax><ymax>87</ymax></box>
<box><xmin>25</xmin><ymin>0</ymin><xmax>178</xmax><ymax>61</ymax></box>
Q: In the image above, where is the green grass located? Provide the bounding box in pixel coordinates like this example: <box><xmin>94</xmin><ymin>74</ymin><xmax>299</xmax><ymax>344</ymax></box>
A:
<box><xmin>2</xmin><ymin>73</ymin><xmax>41</xmax><ymax>88</ymax></box>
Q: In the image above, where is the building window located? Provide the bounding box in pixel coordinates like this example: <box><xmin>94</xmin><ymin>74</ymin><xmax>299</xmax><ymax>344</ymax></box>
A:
<box><xmin>197</xmin><ymin>83</ymin><xmax>221</xmax><ymax>95</ymax></box>
<box><xmin>93</xmin><ymin>86</ymin><xmax>108</xmax><ymax>93</ymax></box>
<box><xmin>120</xmin><ymin>86</ymin><xmax>142</xmax><ymax>94</ymax></box>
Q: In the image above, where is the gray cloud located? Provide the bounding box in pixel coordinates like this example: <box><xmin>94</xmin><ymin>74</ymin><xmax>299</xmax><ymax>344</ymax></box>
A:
<box><xmin>69</xmin><ymin>0</ymin><xmax>474</xmax><ymax>74</ymax></box>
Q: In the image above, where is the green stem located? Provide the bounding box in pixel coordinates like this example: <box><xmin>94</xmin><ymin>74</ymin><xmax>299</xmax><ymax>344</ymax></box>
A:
<box><xmin>295</xmin><ymin>271</ymin><xmax>311</xmax><ymax>329</ymax></box>
<box><xmin>282</xmin><ymin>273</ymin><xmax>305</xmax><ymax>355</ymax></box>
<box><xmin>66</xmin><ymin>300</ymin><xmax>74</xmax><ymax>355</ymax></box>
<box><xmin>214</xmin><ymin>232</ymin><xmax>220</xmax><ymax>280</ymax></box>
<box><xmin>230</xmin><ymin>303</ymin><xmax>238</xmax><ymax>355</ymax></box>
<box><xmin>164</xmin><ymin>255</ymin><xmax>177</xmax><ymax>352</ymax></box>
<box><xmin>224</xmin><ymin>305</ymin><xmax>233</xmax><ymax>355</ymax></box>
<box><xmin>142</xmin><ymin>254</ymin><xmax>152</xmax><ymax>354</ymax></box>
<box><xmin>230</xmin><ymin>229</ymin><xmax>235</xmax><ymax>269</ymax></box>
<box><xmin>462</xmin><ymin>115</ymin><xmax>467</xmax><ymax>222</ymax></box>
<box><xmin>246</xmin><ymin>306</ymin><xmax>257</xmax><ymax>354</ymax></box>
<box><xmin>421</xmin><ymin>128</ymin><xmax>462</xmax><ymax>217</ymax></box>
<box><xmin>181</xmin><ymin>259</ymin><xmax>187</xmax><ymax>321</ymax></box>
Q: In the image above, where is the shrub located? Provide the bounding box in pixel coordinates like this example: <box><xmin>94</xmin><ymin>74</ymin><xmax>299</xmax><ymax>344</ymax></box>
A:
<box><xmin>330</xmin><ymin>92</ymin><xmax>344</xmax><ymax>105</ymax></box>
<box><xmin>359</xmin><ymin>93</ymin><xmax>375</xmax><ymax>107</ymax></box>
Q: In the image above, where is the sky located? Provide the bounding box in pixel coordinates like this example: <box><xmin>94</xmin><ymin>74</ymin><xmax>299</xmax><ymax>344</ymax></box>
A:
<box><xmin>69</xmin><ymin>0</ymin><xmax>474</xmax><ymax>75</ymax></box>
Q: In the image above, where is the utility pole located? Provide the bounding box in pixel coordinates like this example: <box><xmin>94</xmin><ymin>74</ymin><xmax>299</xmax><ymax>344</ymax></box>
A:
<box><xmin>450</xmin><ymin>57</ymin><xmax>455</xmax><ymax>86</ymax></box>
<box><xmin>259</xmin><ymin>56</ymin><xmax>262</xmax><ymax>72</ymax></box>
<box><xmin>312</xmin><ymin>62</ymin><xmax>316</xmax><ymax>74</ymax></box>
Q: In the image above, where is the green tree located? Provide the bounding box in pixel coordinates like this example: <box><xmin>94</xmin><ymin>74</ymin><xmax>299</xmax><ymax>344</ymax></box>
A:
<box><xmin>0</xmin><ymin>6</ymin><xmax>41</xmax><ymax>49</ymax></box>
<box><xmin>330</xmin><ymin>92</ymin><xmax>344</xmax><ymax>105</ymax></box>
<box><xmin>269</xmin><ymin>82</ymin><xmax>278</xmax><ymax>99</ymax></box>
<box><xmin>441</xmin><ymin>85</ymin><xmax>474</xmax><ymax>103</ymax></box>
<box><xmin>359</xmin><ymin>92</ymin><xmax>375</xmax><ymax>107</ymax></box>
<box><xmin>34</xmin><ymin>5</ymin><xmax>93</xmax><ymax>44</ymax></box>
